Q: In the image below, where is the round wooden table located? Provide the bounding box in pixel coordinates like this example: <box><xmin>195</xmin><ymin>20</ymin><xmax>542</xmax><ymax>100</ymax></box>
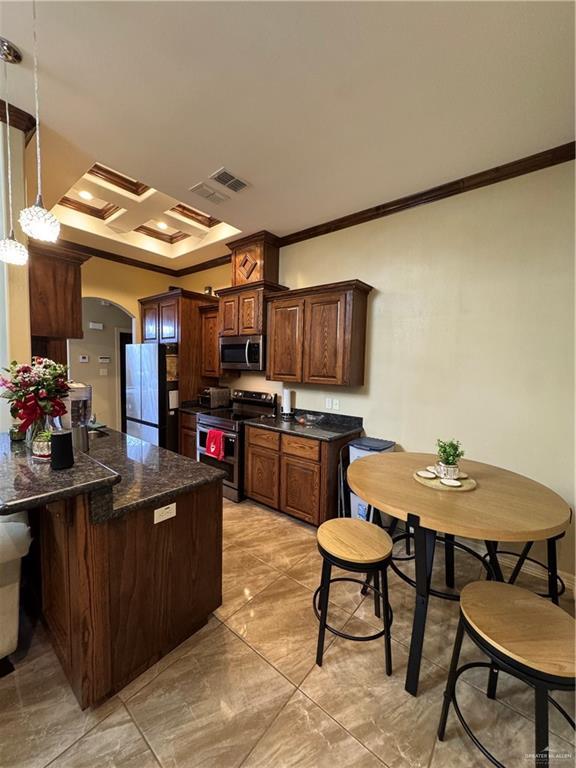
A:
<box><xmin>348</xmin><ymin>452</ymin><xmax>572</xmax><ymax>696</ymax></box>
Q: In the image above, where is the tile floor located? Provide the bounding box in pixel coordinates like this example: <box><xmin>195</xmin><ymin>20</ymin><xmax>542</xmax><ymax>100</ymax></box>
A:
<box><xmin>1</xmin><ymin>500</ymin><xmax>574</xmax><ymax>768</ymax></box>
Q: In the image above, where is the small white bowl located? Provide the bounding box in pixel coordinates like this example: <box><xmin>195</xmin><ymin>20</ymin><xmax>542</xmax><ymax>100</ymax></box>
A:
<box><xmin>417</xmin><ymin>470</ymin><xmax>436</xmax><ymax>479</ymax></box>
<box><xmin>426</xmin><ymin>465</ymin><xmax>438</xmax><ymax>475</ymax></box>
<box><xmin>440</xmin><ymin>478</ymin><xmax>462</xmax><ymax>488</ymax></box>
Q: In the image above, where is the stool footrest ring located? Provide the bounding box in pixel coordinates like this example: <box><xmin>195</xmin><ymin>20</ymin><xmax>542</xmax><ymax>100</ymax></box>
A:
<box><xmin>313</xmin><ymin>576</ymin><xmax>393</xmax><ymax>642</ymax></box>
<box><xmin>480</xmin><ymin>550</ymin><xmax>566</xmax><ymax>600</ymax></box>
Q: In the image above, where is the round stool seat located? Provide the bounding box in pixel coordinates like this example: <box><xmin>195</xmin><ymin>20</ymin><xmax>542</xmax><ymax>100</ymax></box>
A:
<box><xmin>317</xmin><ymin>518</ymin><xmax>393</xmax><ymax>565</ymax></box>
<box><xmin>461</xmin><ymin>581</ymin><xmax>575</xmax><ymax>679</ymax></box>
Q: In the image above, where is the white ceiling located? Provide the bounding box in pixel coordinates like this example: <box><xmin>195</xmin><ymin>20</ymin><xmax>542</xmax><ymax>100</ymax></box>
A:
<box><xmin>1</xmin><ymin>1</ymin><xmax>574</xmax><ymax>268</ymax></box>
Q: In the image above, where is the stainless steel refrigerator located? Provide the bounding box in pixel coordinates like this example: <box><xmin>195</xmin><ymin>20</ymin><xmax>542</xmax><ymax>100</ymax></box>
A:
<box><xmin>124</xmin><ymin>343</ymin><xmax>179</xmax><ymax>450</ymax></box>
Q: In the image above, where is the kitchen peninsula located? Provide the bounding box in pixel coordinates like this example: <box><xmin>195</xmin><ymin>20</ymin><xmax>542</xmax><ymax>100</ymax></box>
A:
<box><xmin>0</xmin><ymin>430</ymin><xmax>224</xmax><ymax>708</ymax></box>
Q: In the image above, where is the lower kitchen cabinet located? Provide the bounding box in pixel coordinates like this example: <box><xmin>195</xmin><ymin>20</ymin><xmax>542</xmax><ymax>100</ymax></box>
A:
<box><xmin>246</xmin><ymin>445</ymin><xmax>280</xmax><ymax>508</ymax></box>
<box><xmin>244</xmin><ymin>425</ymin><xmax>361</xmax><ymax>525</ymax></box>
<box><xmin>280</xmin><ymin>454</ymin><xmax>320</xmax><ymax>523</ymax></box>
<box><xmin>180</xmin><ymin>412</ymin><xmax>197</xmax><ymax>459</ymax></box>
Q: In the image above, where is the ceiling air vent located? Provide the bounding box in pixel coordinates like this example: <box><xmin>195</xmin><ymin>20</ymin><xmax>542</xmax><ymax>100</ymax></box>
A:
<box><xmin>210</xmin><ymin>167</ymin><xmax>249</xmax><ymax>193</ymax></box>
<box><xmin>188</xmin><ymin>182</ymin><xmax>230</xmax><ymax>205</ymax></box>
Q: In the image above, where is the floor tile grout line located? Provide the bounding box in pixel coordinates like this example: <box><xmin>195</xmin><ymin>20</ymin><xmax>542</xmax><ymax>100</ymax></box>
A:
<box><xmin>121</xmin><ymin>700</ymin><xmax>165</xmax><ymax>768</ymax></box>
<box><xmin>236</xmin><ymin>688</ymin><xmax>303</xmax><ymax>768</ymax></box>
<box><xmin>295</xmin><ymin>687</ymin><xmax>391</xmax><ymax>767</ymax></box>
<box><xmin>40</xmin><ymin>700</ymin><xmax>130</xmax><ymax>768</ymax></box>
<box><xmin>216</xmin><ymin>570</ymin><xmax>287</xmax><ymax>623</ymax></box>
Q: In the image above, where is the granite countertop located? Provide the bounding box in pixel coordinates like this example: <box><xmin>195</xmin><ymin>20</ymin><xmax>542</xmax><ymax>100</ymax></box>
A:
<box><xmin>244</xmin><ymin>410</ymin><xmax>363</xmax><ymax>442</ymax></box>
<box><xmin>83</xmin><ymin>429</ymin><xmax>225</xmax><ymax>518</ymax></box>
<box><xmin>0</xmin><ymin>433</ymin><xmax>119</xmax><ymax>516</ymax></box>
<box><xmin>0</xmin><ymin>429</ymin><xmax>225</xmax><ymax>520</ymax></box>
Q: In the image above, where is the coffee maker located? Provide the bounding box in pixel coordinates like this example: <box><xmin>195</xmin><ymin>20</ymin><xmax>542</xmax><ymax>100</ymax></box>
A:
<box><xmin>61</xmin><ymin>382</ymin><xmax>93</xmax><ymax>452</ymax></box>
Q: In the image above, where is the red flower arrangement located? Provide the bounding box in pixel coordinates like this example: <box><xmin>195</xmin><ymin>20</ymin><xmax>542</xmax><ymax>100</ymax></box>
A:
<box><xmin>0</xmin><ymin>357</ymin><xmax>70</xmax><ymax>432</ymax></box>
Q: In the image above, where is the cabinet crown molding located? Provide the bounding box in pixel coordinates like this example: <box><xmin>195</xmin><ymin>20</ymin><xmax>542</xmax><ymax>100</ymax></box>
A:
<box><xmin>267</xmin><ymin>279</ymin><xmax>373</xmax><ymax>301</ymax></box>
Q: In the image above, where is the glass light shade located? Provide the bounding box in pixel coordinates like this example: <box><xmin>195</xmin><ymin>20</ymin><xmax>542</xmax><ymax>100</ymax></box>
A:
<box><xmin>19</xmin><ymin>204</ymin><xmax>60</xmax><ymax>242</ymax></box>
<box><xmin>0</xmin><ymin>236</ymin><xmax>29</xmax><ymax>265</ymax></box>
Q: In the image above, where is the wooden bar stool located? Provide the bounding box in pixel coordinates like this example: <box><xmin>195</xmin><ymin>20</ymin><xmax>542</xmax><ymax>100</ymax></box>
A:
<box><xmin>313</xmin><ymin>518</ymin><xmax>394</xmax><ymax>674</ymax></box>
<box><xmin>438</xmin><ymin>581</ymin><xmax>575</xmax><ymax>767</ymax></box>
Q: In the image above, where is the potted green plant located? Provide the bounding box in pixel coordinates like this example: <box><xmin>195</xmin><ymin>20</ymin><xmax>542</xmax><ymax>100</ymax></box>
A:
<box><xmin>436</xmin><ymin>439</ymin><xmax>464</xmax><ymax>480</ymax></box>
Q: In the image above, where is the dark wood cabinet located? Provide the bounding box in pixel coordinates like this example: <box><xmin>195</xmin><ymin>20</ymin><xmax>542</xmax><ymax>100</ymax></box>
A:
<box><xmin>227</xmin><ymin>231</ymin><xmax>280</xmax><ymax>287</ymax></box>
<box><xmin>200</xmin><ymin>305</ymin><xmax>220</xmax><ymax>377</ymax></box>
<box><xmin>303</xmin><ymin>292</ymin><xmax>346</xmax><ymax>385</ymax></box>
<box><xmin>267</xmin><ymin>298</ymin><xmax>305</xmax><ymax>382</ymax></box>
<box><xmin>219</xmin><ymin>294</ymin><xmax>239</xmax><ymax>336</ymax></box>
<box><xmin>159</xmin><ymin>299</ymin><xmax>178</xmax><ymax>343</ymax></box>
<box><xmin>280</xmin><ymin>454</ymin><xmax>320</xmax><ymax>524</ymax></box>
<box><xmin>138</xmin><ymin>289</ymin><xmax>219</xmax><ymax>402</ymax></box>
<box><xmin>180</xmin><ymin>412</ymin><xmax>197</xmax><ymax>459</ymax></box>
<box><xmin>36</xmin><ymin>483</ymin><xmax>222</xmax><ymax>708</ymax></box>
<box><xmin>266</xmin><ymin>281</ymin><xmax>372</xmax><ymax>387</ymax></box>
<box><xmin>245</xmin><ymin>444</ymin><xmax>280</xmax><ymax>508</ymax></box>
<box><xmin>244</xmin><ymin>426</ymin><xmax>361</xmax><ymax>526</ymax></box>
<box><xmin>28</xmin><ymin>242</ymin><xmax>88</xmax><ymax>340</ymax></box>
<box><xmin>142</xmin><ymin>304</ymin><xmax>159</xmax><ymax>341</ymax></box>
<box><xmin>217</xmin><ymin>281</ymin><xmax>287</xmax><ymax>338</ymax></box>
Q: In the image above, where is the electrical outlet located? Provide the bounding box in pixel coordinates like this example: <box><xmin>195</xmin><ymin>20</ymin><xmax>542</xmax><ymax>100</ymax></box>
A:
<box><xmin>99</xmin><ymin>368</ymin><xmax>108</xmax><ymax>377</ymax></box>
<box><xmin>325</xmin><ymin>398</ymin><xmax>332</xmax><ymax>410</ymax></box>
<box><xmin>154</xmin><ymin>502</ymin><xmax>176</xmax><ymax>524</ymax></box>
<box><xmin>332</xmin><ymin>399</ymin><xmax>340</xmax><ymax>411</ymax></box>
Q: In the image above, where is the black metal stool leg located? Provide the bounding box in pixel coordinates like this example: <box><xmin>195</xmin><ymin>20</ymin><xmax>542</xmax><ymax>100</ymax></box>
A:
<box><xmin>485</xmin><ymin>541</ymin><xmax>504</xmax><ymax>581</ymax></box>
<box><xmin>405</xmin><ymin>523</ymin><xmax>412</xmax><ymax>555</ymax></box>
<box><xmin>315</xmin><ymin>559</ymin><xmax>332</xmax><ymax>667</ymax></box>
<box><xmin>361</xmin><ymin>571</ymin><xmax>372</xmax><ymax>596</ymax></box>
<box><xmin>373</xmin><ymin>569</ymin><xmax>381</xmax><ymax>619</ymax></box>
<box><xmin>534</xmin><ymin>684</ymin><xmax>549</xmax><ymax>768</ymax></box>
<box><xmin>445</xmin><ymin>533</ymin><xmax>455</xmax><ymax>589</ymax></box>
<box><xmin>438</xmin><ymin>616</ymin><xmax>465</xmax><ymax>740</ymax></box>
<box><xmin>381</xmin><ymin>566</ymin><xmax>392</xmax><ymax>676</ymax></box>
<box><xmin>547</xmin><ymin>538</ymin><xmax>559</xmax><ymax>605</ymax></box>
<box><xmin>486</xmin><ymin>663</ymin><xmax>499</xmax><ymax>700</ymax></box>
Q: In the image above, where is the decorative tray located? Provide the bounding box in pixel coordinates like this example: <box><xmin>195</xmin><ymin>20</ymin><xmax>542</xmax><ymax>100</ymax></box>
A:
<box><xmin>413</xmin><ymin>471</ymin><xmax>477</xmax><ymax>492</ymax></box>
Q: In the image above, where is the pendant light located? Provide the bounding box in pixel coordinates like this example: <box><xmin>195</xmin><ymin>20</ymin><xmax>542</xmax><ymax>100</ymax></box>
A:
<box><xmin>0</xmin><ymin>60</ymin><xmax>28</xmax><ymax>265</ymax></box>
<box><xmin>18</xmin><ymin>0</ymin><xmax>60</xmax><ymax>243</ymax></box>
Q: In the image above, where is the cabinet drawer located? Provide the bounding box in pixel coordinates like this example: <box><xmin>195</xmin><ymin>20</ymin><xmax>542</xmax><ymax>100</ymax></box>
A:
<box><xmin>180</xmin><ymin>412</ymin><xmax>197</xmax><ymax>430</ymax></box>
<box><xmin>281</xmin><ymin>434</ymin><xmax>320</xmax><ymax>462</ymax></box>
<box><xmin>246</xmin><ymin>427</ymin><xmax>280</xmax><ymax>451</ymax></box>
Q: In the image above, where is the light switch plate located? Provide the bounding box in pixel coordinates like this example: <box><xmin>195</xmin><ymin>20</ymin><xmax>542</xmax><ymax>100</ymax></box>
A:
<box><xmin>99</xmin><ymin>368</ymin><xmax>108</xmax><ymax>377</ymax></box>
<box><xmin>332</xmin><ymin>399</ymin><xmax>340</xmax><ymax>410</ymax></box>
<box><xmin>325</xmin><ymin>398</ymin><xmax>332</xmax><ymax>409</ymax></box>
<box><xmin>79</xmin><ymin>354</ymin><xmax>89</xmax><ymax>363</ymax></box>
<box><xmin>154</xmin><ymin>502</ymin><xmax>176</xmax><ymax>524</ymax></box>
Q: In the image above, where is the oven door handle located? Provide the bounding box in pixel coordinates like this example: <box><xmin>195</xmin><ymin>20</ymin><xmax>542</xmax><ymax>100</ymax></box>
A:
<box><xmin>198</xmin><ymin>425</ymin><xmax>238</xmax><ymax>441</ymax></box>
<box><xmin>245</xmin><ymin>339</ymin><xmax>250</xmax><ymax>367</ymax></box>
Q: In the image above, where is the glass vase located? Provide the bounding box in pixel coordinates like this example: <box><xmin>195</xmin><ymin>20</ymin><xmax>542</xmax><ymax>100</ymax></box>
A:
<box><xmin>26</xmin><ymin>415</ymin><xmax>62</xmax><ymax>461</ymax></box>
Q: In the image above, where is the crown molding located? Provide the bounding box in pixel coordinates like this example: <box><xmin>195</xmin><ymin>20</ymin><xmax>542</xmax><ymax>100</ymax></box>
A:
<box><xmin>0</xmin><ymin>99</ymin><xmax>36</xmax><ymax>144</ymax></box>
<box><xmin>279</xmin><ymin>142</ymin><xmax>576</xmax><ymax>248</ymax></box>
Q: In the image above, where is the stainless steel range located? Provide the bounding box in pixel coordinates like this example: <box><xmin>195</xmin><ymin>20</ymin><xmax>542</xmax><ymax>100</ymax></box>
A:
<box><xmin>196</xmin><ymin>389</ymin><xmax>277</xmax><ymax>502</ymax></box>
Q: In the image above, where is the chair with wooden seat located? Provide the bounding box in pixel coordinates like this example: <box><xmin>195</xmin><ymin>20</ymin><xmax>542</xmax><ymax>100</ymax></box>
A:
<box><xmin>313</xmin><ymin>518</ymin><xmax>394</xmax><ymax>674</ymax></box>
<box><xmin>438</xmin><ymin>581</ymin><xmax>575</xmax><ymax>768</ymax></box>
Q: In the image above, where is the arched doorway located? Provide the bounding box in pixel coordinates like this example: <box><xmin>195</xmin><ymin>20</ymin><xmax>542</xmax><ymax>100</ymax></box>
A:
<box><xmin>68</xmin><ymin>297</ymin><xmax>134</xmax><ymax>431</ymax></box>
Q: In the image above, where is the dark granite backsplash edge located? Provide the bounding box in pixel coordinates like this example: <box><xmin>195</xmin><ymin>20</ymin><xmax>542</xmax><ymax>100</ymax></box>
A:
<box><xmin>293</xmin><ymin>408</ymin><xmax>363</xmax><ymax>429</ymax></box>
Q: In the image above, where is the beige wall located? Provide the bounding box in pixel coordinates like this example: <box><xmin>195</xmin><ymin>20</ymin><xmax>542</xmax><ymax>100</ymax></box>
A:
<box><xmin>68</xmin><ymin>298</ymin><xmax>132</xmax><ymax>430</ymax></box>
<box><xmin>81</xmin><ymin>257</ymin><xmax>230</xmax><ymax>341</ymax></box>
<box><xmin>238</xmin><ymin>163</ymin><xmax>575</xmax><ymax>576</ymax></box>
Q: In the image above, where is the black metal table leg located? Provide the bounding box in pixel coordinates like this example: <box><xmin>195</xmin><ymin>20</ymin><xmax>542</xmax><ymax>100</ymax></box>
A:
<box><xmin>547</xmin><ymin>537</ymin><xmax>559</xmax><ymax>605</ymax></box>
<box><xmin>535</xmin><ymin>684</ymin><xmax>550</xmax><ymax>767</ymax></box>
<box><xmin>484</xmin><ymin>540</ymin><xmax>504</xmax><ymax>582</ymax></box>
<box><xmin>508</xmin><ymin>541</ymin><xmax>534</xmax><ymax>584</ymax></box>
<box><xmin>444</xmin><ymin>533</ymin><xmax>455</xmax><ymax>589</ymax></box>
<box><xmin>405</xmin><ymin>515</ymin><xmax>436</xmax><ymax>696</ymax></box>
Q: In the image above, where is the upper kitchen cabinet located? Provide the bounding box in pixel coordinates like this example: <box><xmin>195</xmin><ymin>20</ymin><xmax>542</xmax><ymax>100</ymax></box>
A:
<box><xmin>138</xmin><ymin>288</ymin><xmax>219</xmax><ymax>400</ymax></box>
<box><xmin>217</xmin><ymin>281</ymin><xmax>287</xmax><ymax>337</ymax></box>
<box><xmin>227</xmin><ymin>231</ymin><xmax>280</xmax><ymax>287</ymax></box>
<box><xmin>28</xmin><ymin>242</ymin><xmax>89</xmax><ymax>340</ymax></box>
<box><xmin>267</xmin><ymin>280</ymin><xmax>373</xmax><ymax>386</ymax></box>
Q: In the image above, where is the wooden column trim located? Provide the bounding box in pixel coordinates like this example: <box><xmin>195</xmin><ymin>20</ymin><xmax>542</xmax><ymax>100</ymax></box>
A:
<box><xmin>0</xmin><ymin>99</ymin><xmax>36</xmax><ymax>144</ymax></box>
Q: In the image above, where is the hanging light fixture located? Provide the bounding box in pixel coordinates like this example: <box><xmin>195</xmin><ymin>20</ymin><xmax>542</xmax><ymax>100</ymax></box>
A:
<box><xmin>18</xmin><ymin>0</ymin><xmax>60</xmax><ymax>243</ymax></box>
<box><xmin>0</xmin><ymin>55</ymin><xmax>29</xmax><ymax>266</ymax></box>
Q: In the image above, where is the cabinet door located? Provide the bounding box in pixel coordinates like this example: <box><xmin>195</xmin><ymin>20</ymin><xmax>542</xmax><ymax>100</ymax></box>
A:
<box><xmin>40</xmin><ymin>502</ymin><xmax>72</xmax><ymax>670</ymax></box>
<box><xmin>246</xmin><ymin>446</ymin><xmax>280</xmax><ymax>508</ymax></box>
<box><xmin>201</xmin><ymin>310</ymin><xmax>220</xmax><ymax>377</ymax></box>
<box><xmin>180</xmin><ymin>427</ymin><xmax>197</xmax><ymax>459</ymax></box>
<box><xmin>142</xmin><ymin>303</ymin><xmax>159</xmax><ymax>342</ymax></box>
<box><xmin>267</xmin><ymin>298</ymin><xmax>304</xmax><ymax>382</ymax></box>
<box><xmin>220</xmin><ymin>295</ymin><xmax>239</xmax><ymax>336</ymax></box>
<box><xmin>238</xmin><ymin>290</ymin><xmax>263</xmax><ymax>335</ymax></box>
<box><xmin>280</xmin><ymin>455</ymin><xmax>321</xmax><ymax>524</ymax></box>
<box><xmin>159</xmin><ymin>299</ymin><xmax>179</xmax><ymax>343</ymax></box>
<box><xmin>303</xmin><ymin>292</ymin><xmax>346</xmax><ymax>385</ymax></box>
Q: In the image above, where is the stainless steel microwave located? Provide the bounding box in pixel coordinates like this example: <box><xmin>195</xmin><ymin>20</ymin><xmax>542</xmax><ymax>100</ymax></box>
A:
<box><xmin>219</xmin><ymin>335</ymin><xmax>265</xmax><ymax>371</ymax></box>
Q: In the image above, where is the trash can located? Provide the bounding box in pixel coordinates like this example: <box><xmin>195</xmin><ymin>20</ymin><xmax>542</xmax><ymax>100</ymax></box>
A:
<box><xmin>348</xmin><ymin>437</ymin><xmax>395</xmax><ymax>520</ymax></box>
<box><xmin>0</xmin><ymin>512</ymin><xmax>32</xmax><ymax>665</ymax></box>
